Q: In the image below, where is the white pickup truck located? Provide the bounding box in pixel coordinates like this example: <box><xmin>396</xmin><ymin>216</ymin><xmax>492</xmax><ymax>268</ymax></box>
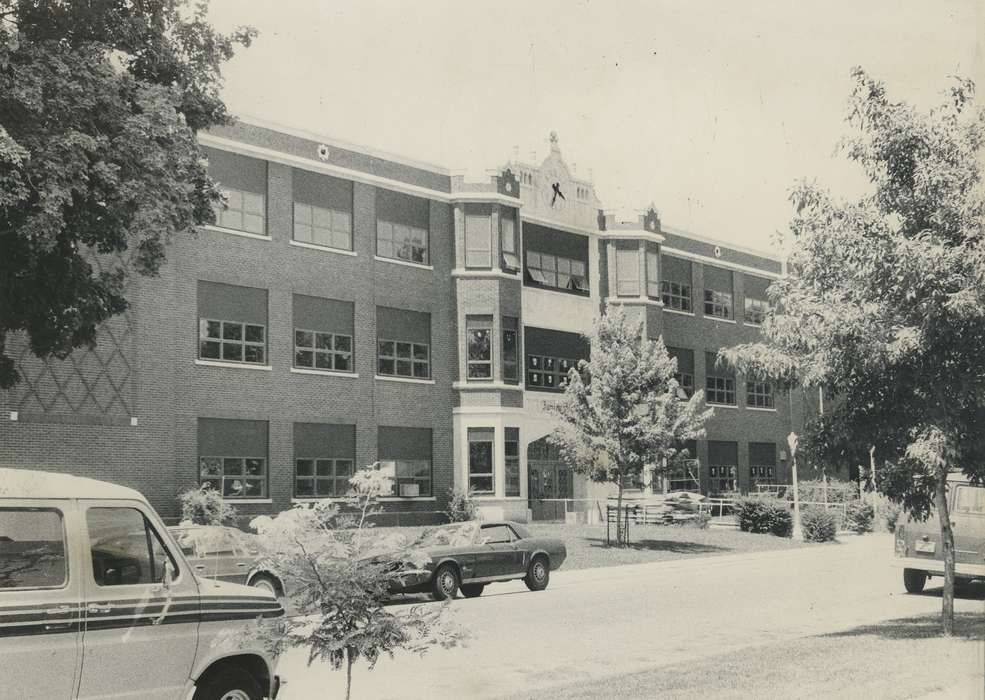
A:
<box><xmin>0</xmin><ymin>468</ymin><xmax>284</xmax><ymax>700</ymax></box>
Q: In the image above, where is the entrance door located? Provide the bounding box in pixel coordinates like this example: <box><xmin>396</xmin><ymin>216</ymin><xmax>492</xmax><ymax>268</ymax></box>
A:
<box><xmin>527</xmin><ymin>437</ymin><xmax>574</xmax><ymax>521</ymax></box>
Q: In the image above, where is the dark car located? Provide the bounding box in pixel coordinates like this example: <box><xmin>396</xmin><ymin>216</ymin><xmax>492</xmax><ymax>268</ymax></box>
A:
<box><xmin>168</xmin><ymin>524</ymin><xmax>285</xmax><ymax>597</ymax></box>
<box><xmin>391</xmin><ymin>520</ymin><xmax>566</xmax><ymax>600</ymax></box>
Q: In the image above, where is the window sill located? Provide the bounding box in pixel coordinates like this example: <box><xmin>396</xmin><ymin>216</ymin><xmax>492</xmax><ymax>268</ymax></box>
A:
<box><xmin>663</xmin><ymin>307</ymin><xmax>695</xmax><ymax>317</ymax></box>
<box><xmin>453</xmin><ymin>381</ymin><xmax>523</xmax><ymax>391</ymax></box>
<box><xmin>195</xmin><ymin>359</ymin><xmax>272</xmax><ymax>371</ymax></box>
<box><xmin>290</xmin><ymin>239</ymin><xmax>357</xmax><ymax>256</ymax></box>
<box><xmin>377</xmin><ymin>497</ymin><xmax>437</xmax><ymax>502</ymax></box>
<box><xmin>746</xmin><ymin>406</ymin><xmax>777</xmax><ymax>412</ymax></box>
<box><xmin>605</xmin><ymin>296</ymin><xmax>664</xmax><ymax>308</ymax></box>
<box><xmin>707</xmin><ymin>402</ymin><xmax>739</xmax><ymax>409</ymax></box>
<box><xmin>222</xmin><ymin>498</ymin><xmax>272</xmax><ymax>504</ymax></box>
<box><xmin>374</xmin><ymin>255</ymin><xmax>433</xmax><ymax>271</ymax></box>
<box><xmin>291</xmin><ymin>367</ymin><xmax>359</xmax><ymax>378</ymax></box>
<box><xmin>200</xmin><ymin>225</ymin><xmax>271</xmax><ymax>241</ymax></box>
<box><xmin>704</xmin><ymin>314</ymin><xmax>738</xmax><ymax>325</ymax></box>
<box><xmin>375</xmin><ymin>374</ymin><xmax>436</xmax><ymax>385</ymax></box>
<box><xmin>523</xmin><ymin>282</ymin><xmax>591</xmax><ymax>298</ymax></box>
<box><xmin>291</xmin><ymin>497</ymin><xmax>344</xmax><ymax>504</ymax></box>
<box><xmin>452</xmin><ymin>268</ymin><xmax>519</xmax><ymax>281</ymax></box>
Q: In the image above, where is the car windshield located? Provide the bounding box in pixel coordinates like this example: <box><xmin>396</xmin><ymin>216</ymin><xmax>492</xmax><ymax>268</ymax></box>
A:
<box><xmin>413</xmin><ymin>522</ymin><xmax>479</xmax><ymax>548</ymax></box>
<box><xmin>170</xmin><ymin>526</ymin><xmax>238</xmax><ymax>557</ymax></box>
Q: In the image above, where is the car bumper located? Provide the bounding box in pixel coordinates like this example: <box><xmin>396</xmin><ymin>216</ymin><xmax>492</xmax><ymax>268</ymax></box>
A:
<box><xmin>272</xmin><ymin>674</ymin><xmax>283</xmax><ymax>699</ymax></box>
<box><xmin>892</xmin><ymin>556</ymin><xmax>985</xmax><ymax>578</ymax></box>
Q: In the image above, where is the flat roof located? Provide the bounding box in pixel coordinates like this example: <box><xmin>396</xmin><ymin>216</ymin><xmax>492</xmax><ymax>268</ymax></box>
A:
<box><xmin>0</xmin><ymin>468</ymin><xmax>144</xmax><ymax>501</ymax></box>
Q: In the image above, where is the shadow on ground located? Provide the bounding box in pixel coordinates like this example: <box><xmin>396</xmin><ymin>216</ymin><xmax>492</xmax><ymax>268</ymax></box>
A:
<box><xmin>821</xmin><ymin>611</ymin><xmax>985</xmax><ymax>641</ymax></box>
<box><xmin>586</xmin><ymin>538</ymin><xmax>730</xmax><ymax>554</ymax></box>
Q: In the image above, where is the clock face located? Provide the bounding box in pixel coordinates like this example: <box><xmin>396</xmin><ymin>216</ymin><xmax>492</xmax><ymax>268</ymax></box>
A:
<box><xmin>541</xmin><ymin>166</ymin><xmax>568</xmax><ymax>210</ymax></box>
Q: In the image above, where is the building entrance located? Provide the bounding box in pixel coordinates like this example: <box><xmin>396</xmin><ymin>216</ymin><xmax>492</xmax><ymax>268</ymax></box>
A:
<box><xmin>527</xmin><ymin>436</ymin><xmax>574</xmax><ymax>521</ymax></box>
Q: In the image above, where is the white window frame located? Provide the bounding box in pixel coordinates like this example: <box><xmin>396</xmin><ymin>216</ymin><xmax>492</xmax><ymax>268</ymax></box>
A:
<box><xmin>661</xmin><ymin>281</ymin><xmax>693</xmax><ymax>312</ymax></box>
<box><xmin>704</xmin><ymin>289</ymin><xmax>733</xmax><ymax>319</ymax></box>
<box><xmin>199</xmin><ymin>456</ymin><xmax>268</xmax><ymax>499</ymax></box>
<box><xmin>377</xmin><ymin>338</ymin><xmax>430</xmax><ymax>379</ymax></box>
<box><xmin>294</xmin><ymin>458</ymin><xmax>355</xmax><ymax>498</ymax></box>
<box><xmin>465</xmin><ymin>213</ymin><xmax>493</xmax><ymax>268</ymax></box>
<box><xmin>377</xmin><ymin>219</ymin><xmax>429</xmax><ymax>265</ymax></box>
<box><xmin>294</xmin><ymin>328</ymin><xmax>353</xmax><ymax>373</ymax></box>
<box><xmin>199</xmin><ymin>319</ymin><xmax>266</xmax><ymax>365</ymax></box>
<box><xmin>213</xmin><ymin>187</ymin><xmax>265</xmax><ymax>235</ymax></box>
<box><xmin>293</xmin><ymin>202</ymin><xmax>352</xmax><ymax>251</ymax></box>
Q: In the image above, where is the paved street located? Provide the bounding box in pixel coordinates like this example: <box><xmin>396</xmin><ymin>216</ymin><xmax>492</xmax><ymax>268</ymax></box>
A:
<box><xmin>278</xmin><ymin>534</ymin><xmax>984</xmax><ymax>699</ymax></box>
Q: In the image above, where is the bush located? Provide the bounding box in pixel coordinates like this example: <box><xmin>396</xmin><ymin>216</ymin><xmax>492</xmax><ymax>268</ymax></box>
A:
<box><xmin>179</xmin><ymin>484</ymin><xmax>238</xmax><ymax>526</ymax></box>
<box><xmin>733</xmin><ymin>497</ymin><xmax>793</xmax><ymax>537</ymax></box>
<box><xmin>445</xmin><ymin>486</ymin><xmax>478</xmax><ymax>522</ymax></box>
<box><xmin>801</xmin><ymin>506</ymin><xmax>838</xmax><ymax>542</ymax></box>
<box><xmin>843</xmin><ymin>501</ymin><xmax>874</xmax><ymax>534</ymax></box>
<box><xmin>686</xmin><ymin>512</ymin><xmax>711</xmax><ymax>529</ymax></box>
<box><xmin>879</xmin><ymin>501</ymin><xmax>902</xmax><ymax>532</ymax></box>
<box><xmin>785</xmin><ymin>479</ymin><xmax>857</xmax><ymax>504</ymax></box>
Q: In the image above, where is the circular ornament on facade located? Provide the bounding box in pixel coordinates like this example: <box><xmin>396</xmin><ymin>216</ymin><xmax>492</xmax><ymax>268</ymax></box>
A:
<box><xmin>317</xmin><ymin>144</ymin><xmax>330</xmax><ymax>161</ymax></box>
<box><xmin>714</xmin><ymin>246</ymin><xmax>722</xmax><ymax>258</ymax></box>
<box><xmin>505</xmin><ymin>182</ymin><xmax>513</xmax><ymax>193</ymax></box>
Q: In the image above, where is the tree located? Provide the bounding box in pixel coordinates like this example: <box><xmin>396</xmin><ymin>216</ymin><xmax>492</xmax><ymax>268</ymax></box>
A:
<box><xmin>720</xmin><ymin>67</ymin><xmax>985</xmax><ymax>635</ymax></box>
<box><xmin>0</xmin><ymin>0</ymin><xmax>255</xmax><ymax>388</ymax></box>
<box><xmin>250</xmin><ymin>466</ymin><xmax>465</xmax><ymax>700</ymax></box>
<box><xmin>547</xmin><ymin>304</ymin><xmax>713</xmax><ymax>544</ymax></box>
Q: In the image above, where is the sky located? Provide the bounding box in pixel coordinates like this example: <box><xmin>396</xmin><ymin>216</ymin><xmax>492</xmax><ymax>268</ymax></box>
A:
<box><xmin>207</xmin><ymin>0</ymin><xmax>982</xmax><ymax>254</ymax></box>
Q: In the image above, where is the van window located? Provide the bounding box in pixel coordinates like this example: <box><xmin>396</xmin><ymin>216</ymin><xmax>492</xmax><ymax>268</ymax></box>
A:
<box><xmin>954</xmin><ymin>485</ymin><xmax>985</xmax><ymax>515</ymax></box>
<box><xmin>0</xmin><ymin>508</ymin><xmax>67</xmax><ymax>590</ymax></box>
<box><xmin>86</xmin><ymin>507</ymin><xmax>177</xmax><ymax>586</ymax></box>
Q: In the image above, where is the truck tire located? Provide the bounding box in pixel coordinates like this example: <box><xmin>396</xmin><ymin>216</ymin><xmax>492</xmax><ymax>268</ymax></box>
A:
<box><xmin>903</xmin><ymin>568</ymin><xmax>927</xmax><ymax>593</ymax></box>
<box><xmin>193</xmin><ymin>667</ymin><xmax>262</xmax><ymax>700</ymax></box>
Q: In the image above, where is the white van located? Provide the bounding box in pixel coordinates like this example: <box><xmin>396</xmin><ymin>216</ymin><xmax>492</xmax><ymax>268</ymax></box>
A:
<box><xmin>0</xmin><ymin>468</ymin><xmax>284</xmax><ymax>699</ymax></box>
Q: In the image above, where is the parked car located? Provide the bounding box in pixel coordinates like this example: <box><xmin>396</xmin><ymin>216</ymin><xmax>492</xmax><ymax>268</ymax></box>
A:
<box><xmin>390</xmin><ymin>520</ymin><xmax>567</xmax><ymax>600</ymax></box>
<box><xmin>893</xmin><ymin>473</ymin><xmax>985</xmax><ymax>592</ymax></box>
<box><xmin>169</xmin><ymin>524</ymin><xmax>284</xmax><ymax>598</ymax></box>
<box><xmin>0</xmin><ymin>468</ymin><xmax>284</xmax><ymax>700</ymax></box>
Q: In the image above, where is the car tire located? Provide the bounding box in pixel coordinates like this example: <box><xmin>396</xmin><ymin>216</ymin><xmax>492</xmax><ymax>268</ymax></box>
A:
<box><xmin>248</xmin><ymin>573</ymin><xmax>281</xmax><ymax>598</ymax></box>
<box><xmin>524</xmin><ymin>555</ymin><xmax>550</xmax><ymax>592</ymax></box>
<box><xmin>431</xmin><ymin>563</ymin><xmax>460</xmax><ymax>601</ymax></box>
<box><xmin>903</xmin><ymin>568</ymin><xmax>927</xmax><ymax>593</ymax></box>
<box><xmin>460</xmin><ymin>583</ymin><xmax>485</xmax><ymax>598</ymax></box>
<box><xmin>193</xmin><ymin>666</ymin><xmax>262</xmax><ymax>700</ymax></box>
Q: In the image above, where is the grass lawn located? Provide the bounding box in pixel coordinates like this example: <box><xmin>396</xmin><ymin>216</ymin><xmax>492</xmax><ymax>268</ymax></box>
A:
<box><xmin>511</xmin><ymin>611</ymin><xmax>985</xmax><ymax>699</ymax></box>
<box><xmin>523</xmin><ymin>521</ymin><xmax>815</xmax><ymax>571</ymax></box>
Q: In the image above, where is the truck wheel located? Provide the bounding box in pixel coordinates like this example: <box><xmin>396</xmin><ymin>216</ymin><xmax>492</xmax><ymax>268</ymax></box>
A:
<box><xmin>431</xmin><ymin>563</ymin><xmax>460</xmax><ymax>601</ymax></box>
<box><xmin>460</xmin><ymin>583</ymin><xmax>485</xmax><ymax>598</ymax></box>
<box><xmin>903</xmin><ymin>568</ymin><xmax>927</xmax><ymax>593</ymax></box>
<box><xmin>524</xmin><ymin>555</ymin><xmax>550</xmax><ymax>591</ymax></box>
<box><xmin>193</xmin><ymin>667</ymin><xmax>262</xmax><ymax>700</ymax></box>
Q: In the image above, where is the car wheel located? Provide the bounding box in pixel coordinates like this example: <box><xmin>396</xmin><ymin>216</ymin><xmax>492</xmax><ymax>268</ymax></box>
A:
<box><xmin>431</xmin><ymin>563</ymin><xmax>460</xmax><ymax>601</ymax></box>
<box><xmin>460</xmin><ymin>583</ymin><xmax>485</xmax><ymax>598</ymax></box>
<box><xmin>193</xmin><ymin>667</ymin><xmax>262</xmax><ymax>700</ymax></box>
<box><xmin>903</xmin><ymin>568</ymin><xmax>927</xmax><ymax>593</ymax></box>
<box><xmin>248</xmin><ymin>574</ymin><xmax>281</xmax><ymax>598</ymax></box>
<box><xmin>524</xmin><ymin>555</ymin><xmax>550</xmax><ymax>592</ymax></box>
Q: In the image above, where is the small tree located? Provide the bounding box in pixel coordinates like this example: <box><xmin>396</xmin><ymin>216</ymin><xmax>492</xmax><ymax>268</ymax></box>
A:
<box><xmin>547</xmin><ymin>305</ymin><xmax>713</xmax><ymax>544</ymax></box>
<box><xmin>178</xmin><ymin>484</ymin><xmax>238</xmax><ymax>526</ymax></box>
<box><xmin>445</xmin><ymin>485</ymin><xmax>478</xmax><ymax>522</ymax></box>
<box><xmin>250</xmin><ymin>465</ymin><xmax>465</xmax><ymax>700</ymax></box>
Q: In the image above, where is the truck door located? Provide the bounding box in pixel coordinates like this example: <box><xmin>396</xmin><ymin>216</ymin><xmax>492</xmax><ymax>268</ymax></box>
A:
<box><xmin>78</xmin><ymin>501</ymin><xmax>199</xmax><ymax>700</ymax></box>
<box><xmin>0</xmin><ymin>501</ymin><xmax>80</xmax><ymax>700</ymax></box>
<box><xmin>951</xmin><ymin>483</ymin><xmax>985</xmax><ymax>569</ymax></box>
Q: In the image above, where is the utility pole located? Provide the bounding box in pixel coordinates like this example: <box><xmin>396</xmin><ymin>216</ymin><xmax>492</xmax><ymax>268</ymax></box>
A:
<box><xmin>788</xmin><ymin>432</ymin><xmax>803</xmax><ymax>540</ymax></box>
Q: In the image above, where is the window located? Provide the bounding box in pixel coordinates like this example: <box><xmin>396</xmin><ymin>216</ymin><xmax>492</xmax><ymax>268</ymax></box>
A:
<box><xmin>615</xmin><ymin>247</ymin><xmax>640</xmax><ymax>296</ymax></box>
<box><xmin>378</xmin><ymin>339</ymin><xmax>430</xmax><ymax>379</ymax></box>
<box><xmin>200</xmin><ymin>456</ymin><xmax>267</xmax><ymax>498</ymax></box>
<box><xmin>465</xmin><ymin>212</ymin><xmax>492</xmax><ymax>268</ymax></box>
<box><xmin>466</xmin><ymin>317</ymin><xmax>492</xmax><ymax>380</ymax></box>
<box><xmin>503</xmin><ymin>318</ymin><xmax>519</xmax><ymax>383</ymax></box>
<box><xmin>86</xmin><ymin>507</ymin><xmax>176</xmax><ymax>587</ymax></box>
<box><xmin>677</xmin><ymin>372</ymin><xmax>695</xmax><ymax>397</ymax></box>
<box><xmin>705</xmin><ymin>352</ymin><xmax>736</xmax><ymax>405</ymax></box>
<box><xmin>954</xmin><ymin>485</ymin><xmax>985</xmax><ymax>515</ymax></box>
<box><xmin>213</xmin><ymin>187</ymin><xmax>265</xmax><ymax>235</ymax></box>
<box><xmin>295</xmin><ymin>458</ymin><xmax>354</xmax><ymax>498</ymax></box>
<box><xmin>667</xmin><ymin>347</ymin><xmax>695</xmax><ymax>398</ymax></box>
<box><xmin>294</xmin><ymin>203</ymin><xmax>351</xmax><ymax>250</ymax></box>
<box><xmin>527</xmin><ymin>355</ymin><xmax>577</xmax><ymax>391</ymax></box>
<box><xmin>377</xmin><ymin>220</ymin><xmax>428</xmax><ymax>264</ymax></box>
<box><xmin>525</xmin><ymin>251</ymin><xmax>588</xmax><ymax>293</ymax></box>
<box><xmin>501</xmin><ymin>214</ymin><xmax>519</xmax><ymax>271</ymax></box>
<box><xmin>0</xmin><ymin>508</ymin><xmax>67</xmax><ymax>589</ymax></box>
<box><xmin>469</xmin><ymin>428</ymin><xmax>495</xmax><ymax>494</ymax></box>
<box><xmin>745</xmin><ymin>297</ymin><xmax>769</xmax><ymax>325</ymax></box>
<box><xmin>661</xmin><ymin>281</ymin><xmax>693</xmax><ymax>312</ymax></box>
<box><xmin>295</xmin><ymin>329</ymin><xmax>353</xmax><ymax>372</ymax></box>
<box><xmin>505</xmin><ymin>427</ymin><xmax>521</xmax><ymax>497</ymax></box>
<box><xmin>380</xmin><ymin>460</ymin><xmax>431</xmax><ymax>497</ymax></box>
<box><xmin>749</xmin><ymin>464</ymin><xmax>776</xmax><ymax>484</ymax></box>
<box><xmin>704</xmin><ymin>289</ymin><xmax>733</xmax><ymax>319</ymax></box>
<box><xmin>709</xmin><ymin>465</ymin><xmax>737</xmax><ymax>493</ymax></box>
<box><xmin>746</xmin><ymin>381</ymin><xmax>774</xmax><ymax>408</ymax></box>
<box><xmin>646</xmin><ymin>250</ymin><xmax>660</xmax><ymax>298</ymax></box>
<box><xmin>479</xmin><ymin>524</ymin><xmax>516</xmax><ymax>544</ymax></box>
<box><xmin>199</xmin><ymin>319</ymin><xmax>266</xmax><ymax>364</ymax></box>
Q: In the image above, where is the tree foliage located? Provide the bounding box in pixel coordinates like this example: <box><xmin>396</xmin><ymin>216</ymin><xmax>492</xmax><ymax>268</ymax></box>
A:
<box><xmin>250</xmin><ymin>466</ymin><xmax>464</xmax><ymax>700</ymax></box>
<box><xmin>547</xmin><ymin>305</ymin><xmax>713</xmax><ymax>543</ymax></box>
<box><xmin>0</xmin><ymin>0</ymin><xmax>255</xmax><ymax>388</ymax></box>
<box><xmin>720</xmin><ymin>67</ymin><xmax>985</xmax><ymax>633</ymax></box>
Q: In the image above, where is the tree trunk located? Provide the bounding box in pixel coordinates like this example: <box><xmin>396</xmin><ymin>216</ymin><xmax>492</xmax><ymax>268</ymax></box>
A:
<box><xmin>616</xmin><ymin>472</ymin><xmax>625</xmax><ymax>546</ymax></box>
<box><xmin>934</xmin><ymin>467</ymin><xmax>955</xmax><ymax>636</ymax></box>
<box><xmin>345</xmin><ymin>650</ymin><xmax>354</xmax><ymax>700</ymax></box>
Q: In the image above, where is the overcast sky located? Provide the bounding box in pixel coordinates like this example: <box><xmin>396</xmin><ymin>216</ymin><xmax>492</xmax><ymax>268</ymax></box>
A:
<box><xmin>208</xmin><ymin>0</ymin><xmax>981</xmax><ymax>254</ymax></box>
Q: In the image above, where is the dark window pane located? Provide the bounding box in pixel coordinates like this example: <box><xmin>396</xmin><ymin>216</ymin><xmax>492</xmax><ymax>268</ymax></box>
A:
<box><xmin>205</xmin><ymin>320</ymin><xmax>222</xmax><ymax>339</ymax></box>
<box><xmin>296</xmin><ymin>460</ymin><xmax>314</xmax><ymax>476</ymax></box>
<box><xmin>200</xmin><ymin>341</ymin><xmax>221</xmax><ymax>359</ymax></box>
<box><xmin>316</xmin><ymin>460</ymin><xmax>333</xmax><ymax>477</ymax></box>
<box><xmin>379</xmin><ymin>341</ymin><xmax>395</xmax><ymax>356</ymax></box>
<box><xmin>413</xmin><ymin>344</ymin><xmax>428</xmax><ymax>360</ymax></box>
<box><xmin>468</xmin><ymin>364</ymin><xmax>492</xmax><ymax>378</ymax></box>
<box><xmin>396</xmin><ymin>359</ymin><xmax>413</xmax><ymax>376</ymax></box>
<box><xmin>244</xmin><ymin>345</ymin><xmax>264</xmax><ymax>363</ymax></box>
<box><xmin>334</xmin><ymin>335</ymin><xmax>352</xmax><ymax>352</ymax></box>
<box><xmin>295</xmin><ymin>330</ymin><xmax>313</xmax><ymax>348</ymax></box>
<box><xmin>379</xmin><ymin>358</ymin><xmax>395</xmax><ymax>375</ymax></box>
<box><xmin>223</xmin><ymin>458</ymin><xmax>244</xmax><ymax>475</ymax></box>
<box><xmin>0</xmin><ymin>509</ymin><xmax>67</xmax><ymax>589</ymax></box>
<box><xmin>222</xmin><ymin>343</ymin><xmax>243</xmax><ymax>361</ymax></box>
<box><xmin>315</xmin><ymin>333</ymin><xmax>332</xmax><ymax>350</ymax></box>
<box><xmin>245</xmin><ymin>325</ymin><xmax>264</xmax><ymax>343</ymax></box>
<box><xmin>335</xmin><ymin>354</ymin><xmax>351</xmax><ymax>372</ymax></box>
<box><xmin>396</xmin><ymin>342</ymin><xmax>412</xmax><ymax>359</ymax></box>
<box><xmin>295</xmin><ymin>479</ymin><xmax>314</xmax><ymax>496</ymax></box>
<box><xmin>315</xmin><ymin>353</ymin><xmax>332</xmax><ymax>369</ymax></box>
<box><xmin>413</xmin><ymin>361</ymin><xmax>429</xmax><ymax>378</ymax></box>
<box><xmin>245</xmin><ymin>459</ymin><xmax>264</xmax><ymax>476</ymax></box>
<box><xmin>295</xmin><ymin>350</ymin><xmax>314</xmax><ymax>367</ymax></box>
<box><xmin>222</xmin><ymin>323</ymin><xmax>243</xmax><ymax>341</ymax></box>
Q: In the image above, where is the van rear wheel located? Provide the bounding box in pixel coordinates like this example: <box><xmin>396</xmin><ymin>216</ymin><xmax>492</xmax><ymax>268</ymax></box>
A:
<box><xmin>193</xmin><ymin>667</ymin><xmax>262</xmax><ymax>700</ymax></box>
<box><xmin>903</xmin><ymin>568</ymin><xmax>927</xmax><ymax>593</ymax></box>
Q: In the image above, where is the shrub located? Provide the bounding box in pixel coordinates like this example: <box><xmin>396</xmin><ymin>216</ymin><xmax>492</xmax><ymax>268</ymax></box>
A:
<box><xmin>879</xmin><ymin>501</ymin><xmax>902</xmax><ymax>532</ymax></box>
<box><xmin>843</xmin><ymin>501</ymin><xmax>874</xmax><ymax>534</ymax></box>
<box><xmin>733</xmin><ymin>497</ymin><xmax>793</xmax><ymax>537</ymax></box>
<box><xmin>801</xmin><ymin>506</ymin><xmax>838</xmax><ymax>542</ymax></box>
<box><xmin>785</xmin><ymin>479</ymin><xmax>857</xmax><ymax>504</ymax></box>
<box><xmin>686</xmin><ymin>512</ymin><xmax>711</xmax><ymax>529</ymax></box>
<box><xmin>179</xmin><ymin>484</ymin><xmax>238</xmax><ymax>526</ymax></box>
<box><xmin>445</xmin><ymin>486</ymin><xmax>478</xmax><ymax>522</ymax></box>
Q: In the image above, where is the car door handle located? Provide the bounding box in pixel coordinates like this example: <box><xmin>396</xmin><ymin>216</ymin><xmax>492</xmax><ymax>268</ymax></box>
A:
<box><xmin>87</xmin><ymin>603</ymin><xmax>114</xmax><ymax>614</ymax></box>
<box><xmin>45</xmin><ymin>605</ymin><xmax>73</xmax><ymax>616</ymax></box>
<box><xmin>236</xmin><ymin>562</ymin><xmax>247</xmax><ymax>568</ymax></box>
<box><xmin>195</xmin><ymin>564</ymin><xmax>207</xmax><ymax>571</ymax></box>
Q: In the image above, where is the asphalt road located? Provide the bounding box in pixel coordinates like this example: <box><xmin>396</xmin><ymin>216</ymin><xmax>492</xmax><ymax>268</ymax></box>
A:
<box><xmin>277</xmin><ymin>534</ymin><xmax>984</xmax><ymax>699</ymax></box>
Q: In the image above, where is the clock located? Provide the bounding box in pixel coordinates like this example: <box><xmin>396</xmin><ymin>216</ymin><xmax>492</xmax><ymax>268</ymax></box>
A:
<box><xmin>541</xmin><ymin>165</ymin><xmax>568</xmax><ymax>210</ymax></box>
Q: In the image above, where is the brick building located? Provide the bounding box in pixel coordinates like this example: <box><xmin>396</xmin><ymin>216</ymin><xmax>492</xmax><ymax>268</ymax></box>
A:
<box><xmin>0</xmin><ymin>119</ymin><xmax>814</xmax><ymax>524</ymax></box>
